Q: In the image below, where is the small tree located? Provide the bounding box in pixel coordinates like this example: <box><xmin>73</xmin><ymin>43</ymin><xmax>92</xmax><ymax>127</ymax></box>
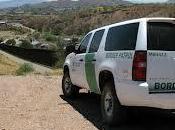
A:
<box><xmin>32</xmin><ymin>32</ymin><xmax>41</xmax><ymax>40</ymax></box>
<box><xmin>16</xmin><ymin>63</ymin><xmax>34</xmax><ymax>75</ymax></box>
<box><xmin>0</xmin><ymin>38</ymin><xmax>3</xmax><ymax>43</ymax></box>
<box><xmin>19</xmin><ymin>40</ymin><xmax>33</xmax><ymax>49</ymax></box>
<box><xmin>6</xmin><ymin>39</ymin><xmax>16</xmax><ymax>46</ymax></box>
<box><xmin>43</xmin><ymin>32</ymin><xmax>57</xmax><ymax>42</ymax></box>
<box><xmin>55</xmin><ymin>36</ymin><xmax>65</xmax><ymax>68</ymax></box>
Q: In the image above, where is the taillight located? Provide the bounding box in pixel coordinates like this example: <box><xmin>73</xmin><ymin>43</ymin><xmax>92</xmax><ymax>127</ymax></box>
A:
<box><xmin>132</xmin><ymin>51</ymin><xmax>147</xmax><ymax>81</ymax></box>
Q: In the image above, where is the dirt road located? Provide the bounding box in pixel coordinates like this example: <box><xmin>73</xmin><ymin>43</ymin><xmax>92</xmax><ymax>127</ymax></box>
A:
<box><xmin>0</xmin><ymin>76</ymin><xmax>175</xmax><ymax>130</ymax></box>
<box><xmin>0</xmin><ymin>76</ymin><xmax>97</xmax><ymax>130</ymax></box>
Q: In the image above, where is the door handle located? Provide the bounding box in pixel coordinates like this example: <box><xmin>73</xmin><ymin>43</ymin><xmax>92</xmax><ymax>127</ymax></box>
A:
<box><xmin>79</xmin><ymin>59</ymin><xmax>84</xmax><ymax>62</ymax></box>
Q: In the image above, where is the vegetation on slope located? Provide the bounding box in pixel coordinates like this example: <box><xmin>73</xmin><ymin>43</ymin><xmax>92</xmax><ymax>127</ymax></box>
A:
<box><xmin>16</xmin><ymin>63</ymin><xmax>34</xmax><ymax>75</ymax></box>
<box><xmin>0</xmin><ymin>4</ymin><xmax>175</xmax><ymax>69</ymax></box>
<box><xmin>1</xmin><ymin>4</ymin><xmax>175</xmax><ymax>37</ymax></box>
<box><xmin>0</xmin><ymin>54</ymin><xmax>19</xmax><ymax>75</ymax></box>
<box><xmin>20</xmin><ymin>4</ymin><xmax>175</xmax><ymax>36</ymax></box>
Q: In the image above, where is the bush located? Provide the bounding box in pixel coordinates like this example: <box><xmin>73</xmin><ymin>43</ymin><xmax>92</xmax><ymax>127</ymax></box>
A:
<box><xmin>16</xmin><ymin>63</ymin><xmax>34</xmax><ymax>75</ymax></box>
<box><xmin>0</xmin><ymin>38</ymin><xmax>3</xmax><ymax>43</ymax></box>
<box><xmin>19</xmin><ymin>40</ymin><xmax>33</xmax><ymax>49</ymax></box>
<box><xmin>32</xmin><ymin>32</ymin><xmax>41</xmax><ymax>40</ymax></box>
<box><xmin>6</xmin><ymin>39</ymin><xmax>16</xmax><ymax>46</ymax></box>
<box><xmin>43</xmin><ymin>32</ymin><xmax>57</xmax><ymax>42</ymax></box>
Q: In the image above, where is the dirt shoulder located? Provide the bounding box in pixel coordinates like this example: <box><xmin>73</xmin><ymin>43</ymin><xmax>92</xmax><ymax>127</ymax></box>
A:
<box><xmin>0</xmin><ymin>76</ymin><xmax>175</xmax><ymax>130</ymax></box>
<box><xmin>0</xmin><ymin>76</ymin><xmax>97</xmax><ymax>130</ymax></box>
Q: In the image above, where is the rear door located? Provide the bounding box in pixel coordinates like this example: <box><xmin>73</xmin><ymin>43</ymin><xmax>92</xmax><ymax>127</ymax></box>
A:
<box><xmin>147</xmin><ymin>21</ymin><xmax>175</xmax><ymax>94</ymax></box>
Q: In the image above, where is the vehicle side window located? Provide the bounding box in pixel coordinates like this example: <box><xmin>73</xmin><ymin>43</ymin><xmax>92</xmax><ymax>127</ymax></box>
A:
<box><xmin>147</xmin><ymin>22</ymin><xmax>175</xmax><ymax>51</ymax></box>
<box><xmin>88</xmin><ymin>29</ymin><xmax>105</xmax><ymax>53</ymax></box>
<box><xmin>105</xmin><ymin>23</ymin><xmax>139</xmax><ymax>51</ymax></box>
<box><xmin>78</xmin><ymin>33</ymin><xmax>92</xmax><ymax>54</ymax></box>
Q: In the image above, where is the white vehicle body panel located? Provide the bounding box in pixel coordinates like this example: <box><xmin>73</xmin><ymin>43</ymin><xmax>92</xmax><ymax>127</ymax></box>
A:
<box><xmin>64</xmin><ymin>17</ymin><xmax>175</xmax><ymax>110</ymax></box>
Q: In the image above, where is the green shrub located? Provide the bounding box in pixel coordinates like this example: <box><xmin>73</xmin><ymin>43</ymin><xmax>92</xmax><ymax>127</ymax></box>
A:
<box><xmin>16</xmin><ymin>63</ymin><xmax>34</xmax><ymax>75</ymax></box>
<box><xmin>0</xmin><ymin>38</ymin><xmax>3</xmax><ymax>43</ymax></box>
<box><xmin>32</xmin><ymin>32</ymin><xmax>41</xmax><ymax>40</ymax></box>
<box><xmin>19</xmin><ymin>40</ymin><xmax>33</xmax><ymax>49</ymax></box>
<box><xmin>6</xmin><ymin>39</ymin><xmax>16</xmax><ymax>46</ymax></box>
<box><xmin>43</xmin><ymin>32</ymin><xmax>57</xmax><ymax>42</ymax></box>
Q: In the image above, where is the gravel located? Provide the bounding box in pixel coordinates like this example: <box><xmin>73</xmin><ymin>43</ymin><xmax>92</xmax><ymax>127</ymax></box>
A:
<box><xmin>0</xmin><ymin>76</ymin><xmax>97</xmax><ymax>130</ymax></box>
<box><xmin>0</xmin><ymin>75</ymin><xmax>175</xmax><ymax>130</ymax></box>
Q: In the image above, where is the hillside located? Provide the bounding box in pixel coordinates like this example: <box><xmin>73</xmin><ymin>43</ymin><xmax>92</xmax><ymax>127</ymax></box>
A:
<box><xmin>168</xmin><ymin>0</ymin><xmax>175</xmax><ymax>3</ymax></box>
<box><xmin>0</xmin><ymin>0</ymin><xmax>131</xmax><ymax>14</ymax></box>
<box><xmin>0</xmin><ymin>3</ymin><xmax>175</xmax><ymax>68</ymax></box>
<box><xmin>19</xmin><ymin>4</ymin><xmax>175</xmax><ymax>35</ymax></box>
<box><xmin>0</xmin><ymin>0</ymin><xmax>131</xmax><ymax>9</ymax></box>
<box><xmin>0</xmin><ymin>0</ymin><xmax>51</xmax><ymax>9</ymax></box>
<box><xmin>1</xmin><ymin>4</ymin><xmax>175</xmax><ymax>36</ymax></box>
<box><xmin>31</xmin><ymin>0</ymin><xmax>131</xmax><ymax>9</ymax></box>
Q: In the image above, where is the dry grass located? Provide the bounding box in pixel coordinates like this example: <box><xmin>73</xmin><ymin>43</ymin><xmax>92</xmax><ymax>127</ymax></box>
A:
<box><xmin>50</xmin><ymin>69</ymin><xmax>63</xmax><ymax>75</ymax></box>
<box><xmin>0</xmin><ymin>54</ymin><xmax>62</xmax><ymax>76</ymax></box>
<box><xmin>37</xmin><ymin>68</ymin><xmax>63</xmax><ymax>76</ymax></box>
<box><xmin>0</xmin><ymin>31</ymin><xmax>29</xmax><ymax>40</ymax></box>
<box><xmin>0</xmin><ymin>54</ymin><xmax>19</xmax><ymax>75</ymax></box>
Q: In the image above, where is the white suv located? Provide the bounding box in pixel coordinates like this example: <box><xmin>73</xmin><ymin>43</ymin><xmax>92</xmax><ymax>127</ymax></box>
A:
<box><xmin>62</xmin><ymin>18</ymin><xmax>175</xmax><ymax>125</ymax></box>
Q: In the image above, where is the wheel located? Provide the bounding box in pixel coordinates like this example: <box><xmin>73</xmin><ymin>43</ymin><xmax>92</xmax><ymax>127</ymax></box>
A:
<box><xmin>62</xmin><ymin>71</ymin><xmax>79</xmax><ymax>98</ymax></box>
<box><xmin>101</xmin><ymin>82</ymin><xmax>127</xmax><ymax>125</ymax></box>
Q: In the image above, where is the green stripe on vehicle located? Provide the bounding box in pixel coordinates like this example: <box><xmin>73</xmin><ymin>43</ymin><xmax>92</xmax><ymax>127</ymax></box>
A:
<box><xmin>85</xmin><ymin>53</ymin><xmax>100</xmax><ymax>94</ymax></box>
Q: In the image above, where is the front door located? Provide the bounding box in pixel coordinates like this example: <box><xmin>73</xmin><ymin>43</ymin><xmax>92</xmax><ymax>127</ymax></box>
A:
<box><xmin>85</xmin><ymin>53</ymin><xmax>99</xmax><ymax>93</ymax></box>
<box><xmin>71</xmin><ymin>33</ymin><xmax>92</xmax><ymax>88</ymax></box>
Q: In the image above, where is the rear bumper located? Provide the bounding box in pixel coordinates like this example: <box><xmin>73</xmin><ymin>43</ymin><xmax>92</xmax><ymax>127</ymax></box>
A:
<box><xmin>116</xmin><ymin>80</ymin><xmax>175</xmax><ymax>109</ymax></box>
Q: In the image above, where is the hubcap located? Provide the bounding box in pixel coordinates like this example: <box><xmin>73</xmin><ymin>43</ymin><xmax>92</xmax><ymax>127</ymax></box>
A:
<box><xmin>64</xmin><ymin>77</ymin><xmax>72</xmax><ymax>94</ymax></box>
<box><xmin>104</xmin><ymin>92</ymin><xmax>113</xmax><ymax>117</ymax></box>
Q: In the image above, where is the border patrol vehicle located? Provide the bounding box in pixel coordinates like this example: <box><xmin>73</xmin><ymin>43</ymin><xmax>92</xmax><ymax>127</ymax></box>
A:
<box><xmin>62</xmin><ymin>18</ymin><xmax>175</xmax><ymax>125</ymax></box>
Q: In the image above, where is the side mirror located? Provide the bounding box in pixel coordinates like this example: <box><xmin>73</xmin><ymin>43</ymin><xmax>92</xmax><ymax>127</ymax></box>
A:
<box><xmin>65</xmin><ymin>44</ymin><xmax>76</xmax><ymax>56</ymax></box>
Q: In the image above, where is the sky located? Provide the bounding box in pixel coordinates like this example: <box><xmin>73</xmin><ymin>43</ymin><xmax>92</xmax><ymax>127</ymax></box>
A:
<box><xmin>128</xmin><ymin>0</ymin><xmax>168</xmax><ymax>3</ymax></box>
<box><xmin>0</xmin><ymin>0</ymin><xmax>55</xmax><ymax>2</ymax></box>
<box><xmin>0</xmin><ymin>0</ymin><xmax>169</xmax><ymax>3</ymax></box>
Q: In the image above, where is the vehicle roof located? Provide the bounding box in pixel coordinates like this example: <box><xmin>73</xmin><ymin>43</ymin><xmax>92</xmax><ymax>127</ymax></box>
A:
<box><xmin>89</xmin><ymin>17</ymin><xmax>175</xmax><ymax>33</ymax></box>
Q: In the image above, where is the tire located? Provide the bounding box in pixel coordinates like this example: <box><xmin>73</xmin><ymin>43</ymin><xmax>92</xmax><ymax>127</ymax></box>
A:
<box><xmin>101</xmin><ymin>82</ymin><xmax>127</xmax><ymax>126</ymax></box>
<box><xmin>62</xmin><ymin>71</ymin><xmax>79</xmax><ymax>98</ymax></box>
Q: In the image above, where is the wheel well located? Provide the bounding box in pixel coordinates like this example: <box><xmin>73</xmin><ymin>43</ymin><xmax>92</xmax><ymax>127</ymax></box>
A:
<box><xmin>63</xmin><ymin>65</ymin><xmax>69</xmax><ymax>74</ymax></box>
<box><xmin>99</xmin><ymin>71</ymin><xmax>114</xmax><ymax>92</ymax></box>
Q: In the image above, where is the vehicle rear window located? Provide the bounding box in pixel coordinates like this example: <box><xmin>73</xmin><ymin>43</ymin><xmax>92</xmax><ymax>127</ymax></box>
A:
<box><xmin>148</xmin><ymin>22</ymin><xmax>175</xmax><ymax>51</ymax></box>
<box><xmin>105</xmin><ymin>23</ymin><xmax>139</xmax><ymax>51</ymax></box>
